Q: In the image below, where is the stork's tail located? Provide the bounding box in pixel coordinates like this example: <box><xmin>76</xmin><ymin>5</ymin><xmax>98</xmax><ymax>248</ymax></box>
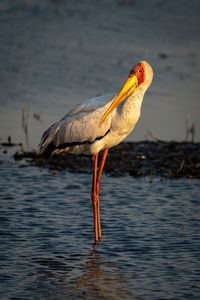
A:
<box><xmin>38</xmin><ymin>123</ymin><xmax>57</xmax><ymax>157</ymax></box>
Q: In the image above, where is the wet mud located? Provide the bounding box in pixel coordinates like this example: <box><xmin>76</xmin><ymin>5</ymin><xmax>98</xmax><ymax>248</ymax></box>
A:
<box><xmin>13</xmin><ymin>141</ymin><xmax>200</xmax><ymax>179</ymax></box>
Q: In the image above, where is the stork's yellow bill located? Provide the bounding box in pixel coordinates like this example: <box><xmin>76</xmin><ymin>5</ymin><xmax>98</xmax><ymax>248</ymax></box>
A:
<box><xmin>99</xmin><ymin>74</ymin><xmax>138</xmax><ymax>127</ymax></box>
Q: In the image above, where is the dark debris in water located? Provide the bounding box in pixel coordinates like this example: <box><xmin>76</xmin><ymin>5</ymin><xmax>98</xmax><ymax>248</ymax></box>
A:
<box><xmin>13</xmin><ymin>141</ymin><xmax>200</xmax><ymax>179</ymax></box>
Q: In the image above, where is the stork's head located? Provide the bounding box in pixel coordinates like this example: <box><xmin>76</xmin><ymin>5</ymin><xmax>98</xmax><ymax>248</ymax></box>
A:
<box><xmin>130</xmin><ymin>61</ymin><xmax>153</xmax><ymax>89</ymax></box>
<box><xmin>99</xmin><ymin>61</ymin><xmax>153</xmax><ymax>127</ymax></box>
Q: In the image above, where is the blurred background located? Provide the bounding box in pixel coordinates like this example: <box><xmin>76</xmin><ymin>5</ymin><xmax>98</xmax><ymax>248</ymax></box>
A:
<box><xmin>0</xmin><ymin>0</ymin><xmax>200</xmax><ymax>149</ymax></box>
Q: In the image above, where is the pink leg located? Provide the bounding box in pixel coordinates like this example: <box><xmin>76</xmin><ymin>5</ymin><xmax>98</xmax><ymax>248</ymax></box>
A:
<box><xmin>91</xmin><ymin>149</ymin><xmax>109</xmax><ymax>243</ymax></box>
<box><xmin>96</xmin><ymin>149</ymin><xmax>109</xmax><ymax>240</ymax></box>
<box><xmin>91</xmin><ymin>153</ymin><xmax>99</xmax><ymax>242</ymax></box>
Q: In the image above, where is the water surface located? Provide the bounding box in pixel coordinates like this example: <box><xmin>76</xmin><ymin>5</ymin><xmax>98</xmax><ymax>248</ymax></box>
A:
<box><xmin>0</xmin><ymin>159</ymin><xmax>200</xmax><ymax>299</ymax></box>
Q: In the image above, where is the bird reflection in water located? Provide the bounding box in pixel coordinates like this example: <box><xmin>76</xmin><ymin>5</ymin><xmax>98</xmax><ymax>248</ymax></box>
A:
<box><xmin>69</xmin><ymin>244</ymin><xmax>135</xmax><ymax>299</ymax></box>
<box><xmin>34</xmin><ymin>245</ymin><xmax>135</xmax><ymax>298</ymax></box>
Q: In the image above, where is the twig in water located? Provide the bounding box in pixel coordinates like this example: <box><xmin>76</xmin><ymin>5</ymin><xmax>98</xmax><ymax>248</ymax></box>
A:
<box><xmin>22</xmin><ymin>103</ymin><xmax>30</xmax><ymax>150</ymax></box>
<box><xmin>185</xmin><ymin>114</ymin><xmax>196</xmax><ymax>142</ymax></box>
<box><xmin>177</xmin><ymin>159</ymin><xmax>185</xmax><ymax>174</ymax></box>
<box><xmin>146</xmin><ymin>129</ymin><xmax>163</xmax><ymax>143</ymax></box>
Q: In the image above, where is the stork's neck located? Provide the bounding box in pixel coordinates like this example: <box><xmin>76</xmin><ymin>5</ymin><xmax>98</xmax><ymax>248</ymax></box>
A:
<box><xmin>110</xmin><ymin>87</ymin><xmax>145</xmax><ymax>135</ymax></box>
<box><xmin>109</xmin><ymin>81</ymin><xmax>149</xmax><ymax>139</ymax></box>
<box><xmin>119</xmin><ymin>87</ymin><xmax>145</xmax><ymax>118</ymax></box>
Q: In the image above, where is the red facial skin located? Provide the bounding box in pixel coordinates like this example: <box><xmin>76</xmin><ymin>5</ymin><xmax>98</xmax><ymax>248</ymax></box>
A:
<box><xmin>130</xmin><ymin>63</ymin><xmax>145</xmax><ymax>85</ymax></box>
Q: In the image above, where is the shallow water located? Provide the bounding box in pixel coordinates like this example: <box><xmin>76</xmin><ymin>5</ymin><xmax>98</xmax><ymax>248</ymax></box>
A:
<box><xmin>0</xmin><ymin>157</ymin><xmax>200</xmax><ymax>299</ymax></box>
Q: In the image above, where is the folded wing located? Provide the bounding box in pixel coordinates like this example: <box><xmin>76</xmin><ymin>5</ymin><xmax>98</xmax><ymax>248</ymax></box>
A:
<box><xmin>39</xmin><ymin>93</ymin><xmax>116</xmax><ymax>155</ymax></box>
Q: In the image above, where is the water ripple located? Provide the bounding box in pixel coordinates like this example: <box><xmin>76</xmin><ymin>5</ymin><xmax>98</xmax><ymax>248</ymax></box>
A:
<box><xmin>0</xmin><ymin>162</ymin><xmax>200</xmax><ymax>299</ymax></box>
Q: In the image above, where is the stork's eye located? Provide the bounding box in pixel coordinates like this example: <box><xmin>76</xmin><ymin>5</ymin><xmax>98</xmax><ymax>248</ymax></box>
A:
<box><xmin>138</xmin><ymin>69</ymin><xmax>143</xmax><ymax>73</ymax></box>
